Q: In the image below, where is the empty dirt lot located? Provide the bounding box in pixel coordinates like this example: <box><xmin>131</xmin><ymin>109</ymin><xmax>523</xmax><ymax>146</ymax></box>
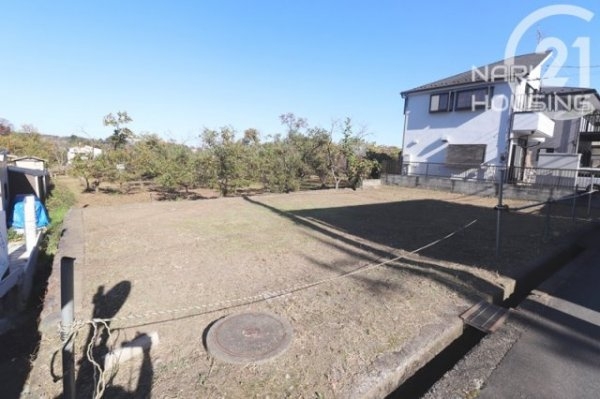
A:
<box><xmin>26</xmin><ymin>186</ymin><xmax>589</xmax><ymax>398</ymax></box>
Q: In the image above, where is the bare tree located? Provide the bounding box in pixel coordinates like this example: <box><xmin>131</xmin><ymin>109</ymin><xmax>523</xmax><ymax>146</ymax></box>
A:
<box><xmin>0</xmin><ymin>118</ymin><xmax>13</xmax><ymax>135</ymax></box>
<box><xmin>20</xmin><ymin>123</ymin><xmax>38</xmax><ymax>134</ymax></box>
<box><xmin>279</xmin><ymin>113</ymin><xmax>308</xmax><ymax>134</ymax></box>
<box><xmin>104</xmin><ymin>111</ymin><xmax>134</xmax><ymax>150</ymax></box>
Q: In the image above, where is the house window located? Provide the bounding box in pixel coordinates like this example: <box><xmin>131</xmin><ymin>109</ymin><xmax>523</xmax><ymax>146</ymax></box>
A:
<box><xmin>429</xmin><ymin>92</ymin><xmax>452</xmax><ymax>113</ymax></box>
<box><xmin>455</xmin><ymin>87</ymin><xmax>493</xmax><ymax>111</ymax></box>
<box><xmin>446</xmin><ymin>144</ymin><xmax>487</xmax><ymax>164</ymax></box>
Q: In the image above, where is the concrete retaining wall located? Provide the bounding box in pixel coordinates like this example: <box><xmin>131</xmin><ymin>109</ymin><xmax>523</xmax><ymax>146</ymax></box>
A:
<box><xmin>383</xmin><ymin>175</ymin><xmax>575</xmax><ymax>202</ymax></box>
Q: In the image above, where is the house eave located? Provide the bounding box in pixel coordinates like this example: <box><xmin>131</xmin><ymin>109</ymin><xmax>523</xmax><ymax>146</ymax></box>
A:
<box><xmin>401</xmin><ymin>80</ymin><xmax>507</xmax><ymax>98</ymax></box>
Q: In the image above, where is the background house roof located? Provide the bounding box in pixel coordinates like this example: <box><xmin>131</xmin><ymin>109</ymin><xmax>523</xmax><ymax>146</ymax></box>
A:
<box><xmin>7</xmin><ymin>165</ymin><xmax>49</xmax><ymax>177</ymax></box>
<box><xmin>401</xmin><ymin>51</ymin><xmax>552</xmax><ymax>97</ymax></box>
<box><xmin>540</xmin><ymin>86</ymin><xmax>600</xmax><ymax>113</ymax></box>
<box><xmin>12</xmin><ymin>156</ymin><xmax>47</xmax><ymax>163</ymax></box>
<box><xmin>540</xmin><ymin>86</ymin><xmax>599</xmax><ymax>96</ymax></box>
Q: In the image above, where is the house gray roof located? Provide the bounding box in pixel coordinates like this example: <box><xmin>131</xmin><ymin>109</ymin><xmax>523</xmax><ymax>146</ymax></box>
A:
<box><xmin>401</xmin><ymin>51</ymin><xmax>552</xmax><ymax>97</ymax></box>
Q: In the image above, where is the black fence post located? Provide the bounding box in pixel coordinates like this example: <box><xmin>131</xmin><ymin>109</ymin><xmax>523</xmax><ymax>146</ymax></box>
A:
<box><xmin>495</xmin><ymin>169</ymin><xmax>507</xmax><ymax>258</ymax></box>
<box><xmin>61</xmin><ymin>257</ymin><xmax>76</xmax><ymax>399</ymax></box>
<box><xmin>587</xmin><ymin>175</ymin><xmax>594</xmax><ymax>218</ymax></box>
<box><xmin>571</xmin><ymin>189</ymin><xmax>577</xmax><ymax>222</ymax></box>
<box><xmin>544</xmin><ymin>197</ymin><xmax>554</xmax><ymax>242</ymax></box>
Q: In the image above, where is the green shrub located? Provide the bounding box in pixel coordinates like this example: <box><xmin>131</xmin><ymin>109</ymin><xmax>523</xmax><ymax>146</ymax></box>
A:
<box><xmin>43</xmin><ymin>183</ymin><xmax>76</xmax><ymax>255</ymax></box>
<box><xmin>7</xmin><ymin>227</ymin><xmax>21</xmax><ymax>242</ymax></box>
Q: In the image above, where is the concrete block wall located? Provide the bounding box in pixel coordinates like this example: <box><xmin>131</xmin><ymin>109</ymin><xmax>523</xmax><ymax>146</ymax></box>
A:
<box><xmin>383</xmin><ymin>175</ymin><xmax>575</xmax><ymax>202</ymax></box>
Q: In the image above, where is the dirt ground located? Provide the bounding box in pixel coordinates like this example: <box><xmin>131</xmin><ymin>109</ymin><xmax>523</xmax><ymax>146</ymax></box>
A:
<box><xmin>25</xmin><ymin>180</ymin><xmax>590</xmax><ymax>398</ymax></box>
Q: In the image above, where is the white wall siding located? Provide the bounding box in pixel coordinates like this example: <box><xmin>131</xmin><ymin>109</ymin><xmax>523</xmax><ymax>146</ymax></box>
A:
<box><xmin>403</xmin><ymin>82</ymin><xmax>512</xmax><ymax>165</ymax></box>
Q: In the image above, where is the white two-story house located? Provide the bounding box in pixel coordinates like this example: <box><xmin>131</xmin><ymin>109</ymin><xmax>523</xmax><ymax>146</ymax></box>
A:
<box><xmin>400</xmin><ymin>51</ymin><xmax>600</xmax><ymax>186</ymax></box>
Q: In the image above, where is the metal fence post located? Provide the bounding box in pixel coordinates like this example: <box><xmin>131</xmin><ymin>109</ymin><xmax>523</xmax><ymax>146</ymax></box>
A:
<box><xmin>544</xmin><ymin>199</ymin><xmax>552</xmax><ymax>241</ymax></box>
<box><xmin>571</xmin><ymin>189</ymin><xmax>577</xmax><ymax>222</ymax></box>
<box><xmin>61</xmin><ymin>257</ymin><xmax>76</xmax><ymax>399</ymax></box>
<box><xmin>495</xmin><ymin>169</ymin><xmax>506</xmax><ymax>258</ymax></box>
<box><xmin>587</xmin><ymin>174</ymin><xmax>594</xmax><ymax>218</ymax></box>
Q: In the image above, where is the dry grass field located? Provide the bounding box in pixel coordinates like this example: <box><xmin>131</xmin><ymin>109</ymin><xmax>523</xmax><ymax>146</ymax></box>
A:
<box><xmin>25</xmin><ymin>181</ymin><xmax>589</xmax><ymax>398</ymax></box>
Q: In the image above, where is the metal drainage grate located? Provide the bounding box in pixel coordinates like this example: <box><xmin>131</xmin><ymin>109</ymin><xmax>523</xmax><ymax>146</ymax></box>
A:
<box><xmin>206</xmin><ymin>312</ymin><xmax>293</xmax><ymax>364</ymax></box>
<box><xmin>460</xmin><ymin>300</ymin><xmax>509</xmax><ymax>333</ymax></box>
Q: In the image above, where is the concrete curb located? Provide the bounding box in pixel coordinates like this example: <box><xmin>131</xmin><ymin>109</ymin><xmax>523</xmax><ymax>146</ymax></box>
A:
<box><xmin>346</xmin><ymin>309</ymin><xmax>465</xmax><ymax>398</ymax></box>
<box><xmin>38</xmin><ymin>208</ymin><xmax>85</xmax><ymax>332</ymax></box>
<box><xmin>23</xmin><ymin>208</ymin><xmax>85</xmax><ymax>397</ymax></box>
<box><xmin>423</xmin><ymin>224</ymin><xmax>600</xmax><ymax>399</ymax></box>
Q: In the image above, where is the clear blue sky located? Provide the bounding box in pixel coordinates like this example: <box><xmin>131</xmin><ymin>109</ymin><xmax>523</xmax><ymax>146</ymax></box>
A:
<box><xmin>1</xmin><ymin>1</ymin><xmax>599</xmax><ymax>146</ymax></box>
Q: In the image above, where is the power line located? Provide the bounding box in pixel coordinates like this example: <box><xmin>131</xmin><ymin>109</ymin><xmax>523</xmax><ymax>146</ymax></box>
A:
<box><xmin>544</xmin><ymin>65</ymin><xmax>600</xmax><ymax>69</ymax></box>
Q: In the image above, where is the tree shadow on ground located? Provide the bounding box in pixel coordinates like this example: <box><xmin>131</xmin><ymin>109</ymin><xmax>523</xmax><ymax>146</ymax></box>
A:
<box><xmin>152</xmin><ymin>190</ymin><xmax>217</xmax><ymax>201</ymax></box>
<box><xmin>243</xmin><ymin>195</ymin><xmax>586</xmax><ymax>302</ymax></box>
<box><xmin>58</xmin><ymin>281</ymin><xmax>154</xmax><ymax>399</ymax></box>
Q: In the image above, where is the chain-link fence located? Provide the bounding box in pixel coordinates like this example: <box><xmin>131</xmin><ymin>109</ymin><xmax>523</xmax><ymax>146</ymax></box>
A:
<box><xmin>381</xmin><ymin>160</ymin><xmax>600</xmax><ymax>269</ymax></box>
<box><xmin>382</xmin><ymin>160</ymin><xmax>599</xmax><ymax>192</ymax></box>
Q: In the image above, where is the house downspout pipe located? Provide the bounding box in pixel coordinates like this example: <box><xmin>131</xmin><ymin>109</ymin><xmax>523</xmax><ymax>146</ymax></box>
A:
<box><xmin>495</xmin><ymin>88</ymin><xmax>514</xmax><ymax>258</ymax></box>
<box><xmin>400</xmin><ymin>93</ymin><xmax>410</xmax><ymax>173</ymax></box>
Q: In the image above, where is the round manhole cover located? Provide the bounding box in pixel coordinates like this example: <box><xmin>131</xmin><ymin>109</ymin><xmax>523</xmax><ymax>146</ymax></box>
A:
<box><xmin>206</xmin><ymin>312</ymin><xmax>293</xmax><ymax>364</ymax></box>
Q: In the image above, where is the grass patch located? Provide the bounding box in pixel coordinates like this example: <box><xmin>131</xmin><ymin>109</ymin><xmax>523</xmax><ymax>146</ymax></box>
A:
<box><xmin>43</xmin><ymin>182</ymin><xmax>76</xmax><ymax>256</ymax></box>
<box><xmin>7</xmin><ymin>227</ymin><xmax>20</xmax><ymax>242</ymax></box>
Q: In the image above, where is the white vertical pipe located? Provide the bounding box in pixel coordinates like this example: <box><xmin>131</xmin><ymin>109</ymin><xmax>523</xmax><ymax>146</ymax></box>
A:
<box><xmin>24</xmin><ymin>195</ymin><xmax>37</xmax><ymax>253</ymax></box>
<box><xmin>0</xmin><ymin>210</ymin><xmax>8</xmax><ymax>277</ymax></box>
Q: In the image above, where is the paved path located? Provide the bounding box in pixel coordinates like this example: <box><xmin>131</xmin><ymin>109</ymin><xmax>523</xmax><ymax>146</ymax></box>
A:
<box><xmin>480</xmin><ymin>245</ymin><xmax>600</xmax><ymax>398</ymax></box>
<box><xmin>423</xmin><ymin>226</ymin><xmax>600</xmax><ymax>399</ymax></box>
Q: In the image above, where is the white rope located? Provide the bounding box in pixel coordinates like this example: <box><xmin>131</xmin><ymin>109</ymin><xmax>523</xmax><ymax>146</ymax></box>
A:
<box><xmin>60</xmin><ymin>218</ymin><xmax>478</xmax><ymax>397</ymax></box>
<box><xmin>73</xmin><ymin>218</ymin><xmax>479</xmax><ymax>327</ymax></box>
<box><xmin>87</xmin><ymin>320</ymin><xmax>107</xmax><ymax>399</ymax></box>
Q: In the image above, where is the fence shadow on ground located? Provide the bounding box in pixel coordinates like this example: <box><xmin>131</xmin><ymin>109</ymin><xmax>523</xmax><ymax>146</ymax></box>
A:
<box><xmin>243</xmin><ymin>195</ymin><xmax>589</xmax><ymax>302</ymax></box>
<box><xmin>537</xmin><ymin>191</ymin><xmax>600</xmax><ymax>220</ymax></box>
<box><xmin>290</xmin><ymin>199</ymin><xmax>586</xmax><ymax>278</ymax></box>
<box><xmin>59</xmin><ymin>280</ymin><xmax>154</xmax><ymax>399</ymax></box>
